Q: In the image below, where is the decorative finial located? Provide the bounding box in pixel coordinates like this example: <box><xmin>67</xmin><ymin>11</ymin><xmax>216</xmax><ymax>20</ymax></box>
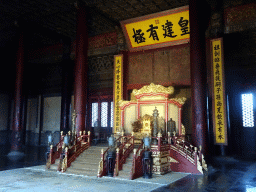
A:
<box><xmin>157</xmin><ymin>132</ymin><xmax>162</xmax><ymax>137</ymax></box>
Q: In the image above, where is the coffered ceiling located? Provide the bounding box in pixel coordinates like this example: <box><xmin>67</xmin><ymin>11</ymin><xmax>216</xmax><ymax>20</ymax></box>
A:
<box><xmin>0</xmin><ymin>0</ymin><xmax>191</xmax><ymax>49</ymax></box>
<box><xmin>0</xmin><ymin>0</ymin><xmax>252</xmax><ymax>50</ymax></box>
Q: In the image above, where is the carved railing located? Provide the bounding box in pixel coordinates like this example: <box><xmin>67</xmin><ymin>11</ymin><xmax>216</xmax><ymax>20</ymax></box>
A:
<box><xmin>168</xmin><ymin>133</ymin><xmax>207</xmax><ymax>174</ymax></box>
<box><xmin>97</xmin><ymin>133</ymin><xmax>134</xmax><ymax>177</ymax></box>
<box><xmin>129</xmin><ymin>141</ymin><xmax>145</xmax><ymax>180</ymax></box>
<box><xmin>113</xmin><ymin>134</ymin><xmax>134</xmax><ymax>177</ymax></box>
<box><xmin>171</xmin><ymin>137</ymin><xmax>195</xmax><ymax>164</ymax></box>
<box><xmin>58</xmin><ymin>131</ymin><xmax>91</xmax><ymax>172</ymax></box>
<box><xmin>97</xmin><ymin>147</ymin><xmax>109</xmax><ymax>177</ymax></box>
<box><xmin>97</xmin><ymin>134</ymin><xmax>123</xmax><ymax>177</ymax></box>
<box><xmin>46</xmin><ymin>132</ymin><xmax>65</xmax><ymax>169</ymax></box>
<box><xmin>149</xmin><ymin>132</ymin><xmax>207</xmax><ymax>175</ymax></box>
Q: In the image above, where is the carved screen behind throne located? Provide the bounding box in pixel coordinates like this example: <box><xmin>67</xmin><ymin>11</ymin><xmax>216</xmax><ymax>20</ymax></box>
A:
<box><xmin>119</xmin><ymin>83</ymin><xmax>186</xmax><ymax>136</ymax></box>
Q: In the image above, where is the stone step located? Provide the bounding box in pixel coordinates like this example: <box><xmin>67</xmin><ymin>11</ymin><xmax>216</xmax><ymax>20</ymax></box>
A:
<box><xmin>77</xmin><ymin>154</ymin><xmax>102</xmax><ymax>159</ymax></box>
<box><xmin>75</xmin><ymin>157</ymin><xmax>102</xmax><ymax>163</ymax></box>
<box><xmin>80</xmin><ymin>152</ymin><xmax>104</xmax><ymax>156</ymax></box>
<box><xmin>81</xmin><ymin>151</ymin><xmax>102</xmax><ymax>155</ymax></box>
<box><xmin>85</xmin><ymin>146</ymin><xmax>108</xmax><ymax>150</ymax></box>
<box><xmin>84</xmin><ymin>148</ymin><xmax>107</xmax><ymax>151</ymax></box>
<box><xmin>116</xmin><ymin>172</ymin><xmax>131</xmax><ymax>179</ymax></box>
<box><xmin>71</xmin><ymin>162</ymin><xmax>100</xmax><ymax>169</ymax></box>
<box><xmin>65</xmin><ymin>168</ymin><xmax>98</xmax><ymax>177</ymax></box>
<box><xmin>72</xmin><ymin>159</ymin><xmax>100</xmax><ymax>164</ymax></box>
<box><xmin>70</xmin><ymin>164</ymin><xmax>99</xmax><ymax>171</ymax></box>
<box><xmin>48</xmin><ymin>159</ymin><xmax>61</xmax><ymax>170</ymax></box>
<box><xmin>121</xmin><ymin>164</ymin><xmax>133</xmax><ymax>169</ymax></box>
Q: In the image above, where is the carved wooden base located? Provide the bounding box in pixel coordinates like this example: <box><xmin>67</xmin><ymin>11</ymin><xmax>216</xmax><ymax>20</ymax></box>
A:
<box><xmin>152</xmin><ymin>164</ymin><xmax>170</xmax><ymax>175</ymax></box>
<box><xmin>151</xmin><ymin>145</ymin><xmax>170</xmax><ymax>175</ymax></box>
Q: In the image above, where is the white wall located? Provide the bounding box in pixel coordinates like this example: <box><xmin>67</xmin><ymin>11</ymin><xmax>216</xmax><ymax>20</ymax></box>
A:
<box><xmin>42</xmin><ymin>96</ymin><xmax>61</xmax><ymax>132</ymax></box>
<box><xmin>26</xmin><ymin>98</ymin><xmax>39</xmax><ymax>133</ymax></box>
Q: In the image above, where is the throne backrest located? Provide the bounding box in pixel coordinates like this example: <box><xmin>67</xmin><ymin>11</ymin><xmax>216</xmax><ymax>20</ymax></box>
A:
<box><xmin>140</xmin><ymin>114</ymin><xmax>153</xmax><ymax>135</ymax></box>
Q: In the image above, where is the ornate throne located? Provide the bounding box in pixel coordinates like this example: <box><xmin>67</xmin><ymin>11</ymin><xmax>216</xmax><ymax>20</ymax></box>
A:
<box><xmin>119</xmin><ymin>83</ymin><xmax>187</xmax><ymax>140</ymax></box>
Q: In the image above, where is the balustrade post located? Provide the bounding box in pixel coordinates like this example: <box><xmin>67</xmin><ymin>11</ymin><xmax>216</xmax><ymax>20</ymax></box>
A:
<box><xmin>131</xmin><ymin>132</ymin><xmax>134</xmax><ymax>147</ymax></box>
<box><xmin>185</xmin><ymin>146</ymin><xmax>188</xmax><ymax>159</ymax></box>
<box><xmin>157</xmin><ymin>132</ymin><xmax>162</xmax><ymax>151</ymax></box>
<box><xmin>88</xmin><ymin>131</ymin><xmax>91</xmax><ymax>146</ymax></box>
<box><xmin>121</xmin><ymin>131</ymin><xmax>124</xmax><ymax>144</ymax></box>
<box><xmin>101</xmin><ymin>148</ymin><xmax>104</xmax><ymax>159</ymax></box>
<box><xmin>49</xmin><ymin>145</ymin><xmax>53</xmax><ymax>164</ymax></box>
<box><xmin>173</xmin><ymin>136</ymin><xmax>177</xmax><ymax>146</ymax></box>
<box><xmin>133</xmin><ymin>149</ymin><xmax>137</xmax><ymax>167</ymax></box>
<box><xmin>199</xmin><ymin>145</ymin><xmax>202</xmax><ymax>161</ymax></box>
<box><xmin>116</xmin><ymin>148</ymin><xmax>120</xmax><ymax>171</ymax></box>
<box><xmin>62</xmin><ymin>147</ymin><xmax>69</xmax><ymax>172</ymax></box>
<box><xmin>194</xmin><ymin>147</ymin><xmax>198</xmax><ymax>168</ymax></box>
<box><xmin>98</xmin><ymin>148</ymin><xmax>104</xmax><ymax>177</ymax></box>
<box><xmin>168</xmin><ymin>132</ymin><xmax>171</xmax><ymax>144</ymax></box>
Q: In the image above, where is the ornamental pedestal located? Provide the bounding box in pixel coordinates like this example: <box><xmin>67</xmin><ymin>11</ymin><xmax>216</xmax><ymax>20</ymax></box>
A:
<box><xmin>151</xmin><ymin>145</ymin><xmax>170</xmax><ymax>175</ymax></box>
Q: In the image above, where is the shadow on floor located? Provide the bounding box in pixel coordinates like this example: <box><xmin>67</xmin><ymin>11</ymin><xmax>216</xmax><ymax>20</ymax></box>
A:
<box><xmin>0</xmin><ymin>145</ymin><xmax>47</xmax><ymax>171</ymax></box>
<box><xmin>152</xmin><ymin>156</ymin><xmax>256</xmax><ymax>192</ymax></box>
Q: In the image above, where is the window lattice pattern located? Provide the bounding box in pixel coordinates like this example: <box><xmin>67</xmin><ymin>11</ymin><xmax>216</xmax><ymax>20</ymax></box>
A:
<box><xmin>101</xmin><ymin>102</ymin><xmax>108</xmax><ymax>127</ymax></box>
<box><xmin>111</xmin><ymin>102</ymin><xmax>113</xmax><ymax>127</ymax></box>
<box><xmin>242</xmin><ymin>94</ymin><xmax>254</xmax><ymax>127</ymax></box>
<box><xmin>92</xmin><ymin>103</ymin><xmax>98</xmax><ymax>127</ymax></box>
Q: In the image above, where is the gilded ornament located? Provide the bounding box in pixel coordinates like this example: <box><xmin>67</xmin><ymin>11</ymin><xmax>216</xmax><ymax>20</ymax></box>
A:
<box><xmin>98</xmin><ymin>159</ymin><xmax>103</xmax><ymax>175</ymax></box>
<box><xmin>169</xmin><ymin>97</ymin><xmax>187</xmax><ymax>105</ymax></box>
<box><xmin>118</xmin><ymin>100</ymin><xmax>131</xmax><ymax>108</ymax></box>
<box><xmin>132</xmin><ymin>83</ymin><xmax>174</xmax><ymax>96</ymax></box>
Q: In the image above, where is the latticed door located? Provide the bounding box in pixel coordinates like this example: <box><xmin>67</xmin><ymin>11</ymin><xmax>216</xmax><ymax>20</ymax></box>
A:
<box><xmin>91</xmin><ymin>100</ymin><xmax>113</xmax><ymax>142</ymax></box>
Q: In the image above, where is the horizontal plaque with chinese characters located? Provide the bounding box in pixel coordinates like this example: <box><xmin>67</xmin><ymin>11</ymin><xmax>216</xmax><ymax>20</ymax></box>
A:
<box><xmin>211</xmin><ymin>38</ymin><xmax>228</xmax><ymax>145</ymax></box>
<box><xmin>121</xmin><ymin>6</ymin><xmax>189</xmax><ymax>51</ymax></box>
<box><xmin>113</xmin><ymin>55</ymin><xmax>123</xmax><ymax>133</ymax></box>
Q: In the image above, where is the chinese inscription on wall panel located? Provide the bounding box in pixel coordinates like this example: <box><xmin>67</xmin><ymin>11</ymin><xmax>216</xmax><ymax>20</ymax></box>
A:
<box><xmin>211</xmin><ymin>38</ymin><xmax>228</xmax><ymax>145</ymax></box>
<box><xmin>113</xmin><ymin>55</ymin><xmax>123</xmax><ymax>133</ymax></box>
<box><xmin>121</xmin><ymin>6</ymin><xmax>189</xmax><ymax>51</ymax></box>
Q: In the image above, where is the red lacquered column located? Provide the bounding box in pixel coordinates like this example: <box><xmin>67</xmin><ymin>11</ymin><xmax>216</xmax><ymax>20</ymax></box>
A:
<box><xmin>74</xmin><ymin>3</ymin><xmax>89</xmax><ymax>135</ymax></box>
<box><xmin>9</xmin><ymin>31</ymin><xmax>25</xmax><ymax>155</ymax></box>
<box><xmin>189</xmin><ymin>0</ymin><xmax>210</xmax><ymax>156</ymax></box>
<box><xmin>60</xmin><ymin>39</ymin><xmax>72</xmax><ymax>135</ymax></box>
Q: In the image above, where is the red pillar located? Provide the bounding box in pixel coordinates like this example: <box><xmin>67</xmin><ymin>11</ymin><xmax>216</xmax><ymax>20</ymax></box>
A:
<box><xmin>189</xmin><ymin>0</ymin><xmax>210</xmax><ymax>156</ymax></box>
<box><xmin>9</xmin><ymin>31</ymin><xmax>25</xmax><ymax>155</ymax></box>
<box><xmin>74</xmin><ymin>4</ymin><xmax>88</xmax><ymax>135</ymax></box>
<box><xmin>60</xmin><ymin>39</ymin><xmax>72</xmax><ymax>134</ymax></box>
